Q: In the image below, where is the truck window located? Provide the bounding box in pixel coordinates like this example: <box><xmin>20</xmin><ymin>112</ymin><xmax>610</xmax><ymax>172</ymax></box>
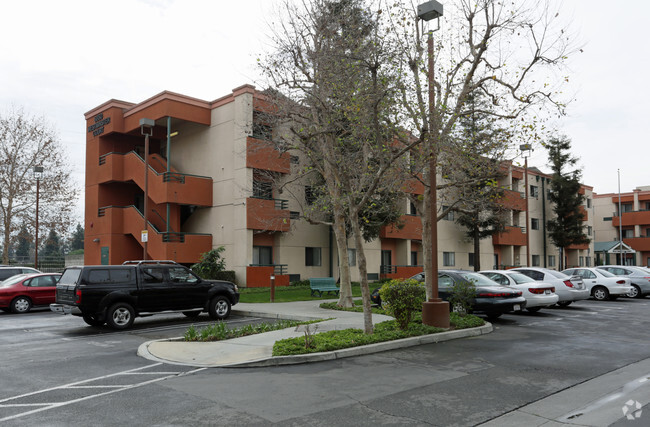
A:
<box><xmin>168</xmin><ymin>267</ymin><xmax>199</xmax><ymax>284</ymax></box>
<box><xmin>59</xmin><ymin>269</ymin><xmax>82</xmax><ymax>286</ymax></box>
<box><xmin>142</xmin><ymin>268</ymin><xmax>165</xmax><ymax>284</ymax></box>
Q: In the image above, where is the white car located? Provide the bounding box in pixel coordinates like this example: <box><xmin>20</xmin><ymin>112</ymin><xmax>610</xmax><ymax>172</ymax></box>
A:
<box><xmin>510</xmin><ymin>267</ymin><xmax>590</xmax><ymax>307</ymax></box>
<box><xmin>596</xmin><ymin>265</ymin><xmax>650</xmax><ymax>298</ymax></box>
<box><xmin>562</xmin><ymin>267</ymin><xmax>633</xmax><ymax>301</ymax></box>
<box><xmin>480</xmin><ymin>270</ymin><xmax>559</xmax><ymax>313</ymax></box>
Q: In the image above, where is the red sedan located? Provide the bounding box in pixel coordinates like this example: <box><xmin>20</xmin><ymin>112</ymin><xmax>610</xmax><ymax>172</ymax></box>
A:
<box><xmin>0</xmin><ymin>273</ymin><xmax>61</xmax><ymax>314</ymax></box>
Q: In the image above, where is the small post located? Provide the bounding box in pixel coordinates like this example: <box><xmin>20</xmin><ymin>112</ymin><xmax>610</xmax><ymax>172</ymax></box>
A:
<box><xmin>270</xmin><ymin>275</ymin><xmax>276</xmax><ymax>302</ymax></box>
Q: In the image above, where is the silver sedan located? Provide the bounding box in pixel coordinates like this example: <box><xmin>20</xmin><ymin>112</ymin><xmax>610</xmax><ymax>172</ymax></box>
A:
<box><xmin>562</xmin><ymin>267</ymin><xmax>632</xmax><ymax>301</ymax></box>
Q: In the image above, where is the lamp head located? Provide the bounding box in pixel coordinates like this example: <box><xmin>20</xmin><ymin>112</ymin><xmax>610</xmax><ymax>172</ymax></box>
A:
<box><xmin>417</xmin><ymin>0</ymin><xmax>443</xmax><ymax>22</ymax></box>
<box><xmin>140</xmin><ymin>118</ymin><xmax>155</xmax><ymax>136</ymax></box>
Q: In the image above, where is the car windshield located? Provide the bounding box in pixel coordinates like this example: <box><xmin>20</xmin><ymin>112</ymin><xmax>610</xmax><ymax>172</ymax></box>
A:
<box><xmin>508</xmin><ymin>272</ymin><xmax>536</xmax><ymax>284</ymax></box>
<box><xmin>596</xmin><ymin>269</ymin><xmax>615</xmax><ymax>277</ymax></box>
<box><xmin>547</xmin><ymin>270</ymin><xmax>570</xmax><ymax>279</ymax></box>
<box><xmin>1</xmin><ymin>274</ymin><xmax>27</xmax><ymax>287</ymax></box>
<box><xmin>458</xmin><ymin>272</ymin><xmax>499</xmax><ymax>286</ymax></box>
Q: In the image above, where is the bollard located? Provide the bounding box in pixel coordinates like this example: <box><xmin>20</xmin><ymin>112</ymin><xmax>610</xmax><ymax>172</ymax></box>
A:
<box><xmin>270</xmin><ymin>275</ymin><xmax>275</xmax><ymax>302</ymax></box>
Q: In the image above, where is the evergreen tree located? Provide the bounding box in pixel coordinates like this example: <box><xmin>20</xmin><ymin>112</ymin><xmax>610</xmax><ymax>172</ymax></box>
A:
<box><xmin>40</xmin><ymin>228</ymin><xmax>64</xmax><ymax>265</ymax></box>
<box><xmin>546</xmin><ymin>136</ymin><xmax>589</xmax><ymax>270</ymax></box>
<box><xmin>69</xmin><ymin>223</ymin><xmax>84</xmax><ymax>251</ymax></box>
<box><xmin>15</xmin><ymin>225</ymin><xmax>31</xmax><ymax>260</ymax></box>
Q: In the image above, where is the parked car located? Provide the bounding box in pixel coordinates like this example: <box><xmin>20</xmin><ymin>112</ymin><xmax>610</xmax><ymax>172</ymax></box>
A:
<box><xmin>371</xmin><ymin>270</ymin><xmax>526</xmax><ymax>320</ymax></box>
<box><xmin>510</xmin><ymin>267</ymin><xmax>589</xmax><ymax>307</ymax></box>
<box><xmin>561</xmin><ymin>267</ymin><xmax>632</xmax><ymax>301</ymax></box>
<box><xmin>0</xmin><ymin>273</ymin><xmax>61</xmax><ymax>313</ymax></box>
<box><xmin>0</xmin><ymin>266</ymin><xmax>41</xmax><ymax>282</ymax></box>
<box><xmin>596</xmin><ymin>265</ymin><xmax>650</xmax><ymax>298</ymax></box>
<box><xmin>479</xmin><ymin>270</ymin><xmax>559</xmax><ymax>312</ymax></box>
<box><xmin>50</xmin><ymin>260</ymin><xmax>240</xmax><ymax>329</ymax></box>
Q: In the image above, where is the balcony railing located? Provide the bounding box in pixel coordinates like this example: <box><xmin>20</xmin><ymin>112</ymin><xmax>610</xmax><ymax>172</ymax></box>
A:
<box><xmin>249</xmin><ymin>264</ymin><xmax>288</xmax><ymax>275</ymax></box>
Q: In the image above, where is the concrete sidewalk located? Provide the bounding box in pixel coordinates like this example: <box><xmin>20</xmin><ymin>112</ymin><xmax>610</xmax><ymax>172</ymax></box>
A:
<box><xmin>137</xmin><ymin>300</ymin><xmax>493</xmax><ymax>368</ymax></box>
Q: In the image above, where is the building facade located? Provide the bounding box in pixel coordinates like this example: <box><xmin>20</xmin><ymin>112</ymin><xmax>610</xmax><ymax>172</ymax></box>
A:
<box><xmin>593</xmin><ymin>186</ymin><xmax>650</xmax><ymax>267</ymax></box>
<box><xmin>84</xmin><ymin>85</ymin><xmax>594</xmax><ymax>286</ymax></box>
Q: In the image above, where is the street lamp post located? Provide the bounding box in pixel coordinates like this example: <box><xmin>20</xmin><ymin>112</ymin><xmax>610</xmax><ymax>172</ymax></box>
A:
<box><xmin>33</xmin><ymin>166</ymin><xmax>43</xmax><ymax>269</ymax></box>
<box><xmin>418</xmin><ymin>0</ymin><xmax>449</xmax><ymax>328</ymax></box>
<box><xmin>140</xmin><ymin>118</ymin><xmax>155</xmax><ymax>261</ymax></box>
<box><xmin>520</xmin><ymin>144</ymin><xmax>532</xmax><ymax>267</ymax></box>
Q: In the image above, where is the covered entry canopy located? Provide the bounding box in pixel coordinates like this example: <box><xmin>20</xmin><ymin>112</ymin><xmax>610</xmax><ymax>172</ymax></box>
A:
<box><xmin>595</xmin><ymin>241</ymin><xmax>636</xmax><ymax>265</ymax></box>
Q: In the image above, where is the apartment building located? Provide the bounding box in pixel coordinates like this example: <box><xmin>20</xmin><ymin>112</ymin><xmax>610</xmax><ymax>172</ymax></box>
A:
<box><xmin>84</xmin><ymin>85</ymin><xmax>594</xmax><ymax>286</ymax></box>
<box><xmin>593</xmin><ymin>186</ymin><xmax>650</xmax><ymax>267</ymax></box>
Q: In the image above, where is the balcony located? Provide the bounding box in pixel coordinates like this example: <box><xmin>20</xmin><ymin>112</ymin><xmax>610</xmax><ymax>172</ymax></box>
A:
<box><xmin>498</xmin><ymin>189</ymin><xmax>527</xmax><ymax>211</ymax></box>
<box><xmin>380</xmin><ymin>215</ymin><xmax>422</xmax><ymax>240</ymax></box>
<box><xmin>246</xmin><ymin>137</ymin><xmax>291</xmax><ymax>174</ymax></box>
<box><xmin>623</xmin><ymin>237</ymin><xmax>650</xmax><ymax>252</ymax></box>
<box><xmin>97</xmin><ymin>205</ymin><xmax>212</xmax><ymax>263</ymax></box>
<box><xmin>613</xmin><ymin>210</ymin><xmax>650</xmax><ymax>227</ymax></box>
<box><xmin>492</xmin><ymin>226</ymin><xmax>527</xmax><ymax>246</ymax></box>
<box><xmin>246</xmin><ymin>197</ymin><xmax>291</xmax><ymax>232</ymax></box>
<box><xmin>566</xmin><ymin>242</ymin><xmax>590</xmax><ymax>250</ymax></box>
<box><xmin>97</xmin><ymin>151</ymin><xmax>212</xmax><ymax>206</ymax></box>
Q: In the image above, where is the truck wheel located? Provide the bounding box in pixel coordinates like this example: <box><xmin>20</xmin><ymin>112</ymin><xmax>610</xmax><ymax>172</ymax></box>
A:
<box><xmin>208</xmin><ymin>296</ymin><xmax>231</xmax><ymax>320</ymax></box>
<box><xmin>11</xmin><ymin>297</ymin><xmax>32</xmax><ymax>314</ymax></box>
<box><xmin>106</xmin><ymin>303</ymin><xmax>135</xmax><ymax>329</ymax></box>
<box><xmin>83</xmin><ymin>314</ymin><xmax>104</xmax><ymax>327</ymax></box>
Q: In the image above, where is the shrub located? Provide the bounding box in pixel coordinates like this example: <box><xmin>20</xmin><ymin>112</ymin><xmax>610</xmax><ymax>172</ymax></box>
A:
<box><xmin>191</xmin><ymin>247</ymin><xmax>226</xmax><ymax>279</ymax></box>
<box><xmin>213</xmin><ymin>270</ymin><xmax>236</xmax><ymax>283</ymax></box>
<box><xmin>378</xmin><ymin>279</ymin><xmax>426</xmax><ymax>330</ymax></box>
<box><xmin>448</xmin><ymin>279</ymin><xmax>476</xmax><ymax>316</ymax></box>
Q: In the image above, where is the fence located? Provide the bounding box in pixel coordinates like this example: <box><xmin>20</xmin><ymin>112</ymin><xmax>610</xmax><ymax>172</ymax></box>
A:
<box><xmin>8</xmin><ymin>254</ymin><xmax>83</xmax><ymax>273</ymax></box>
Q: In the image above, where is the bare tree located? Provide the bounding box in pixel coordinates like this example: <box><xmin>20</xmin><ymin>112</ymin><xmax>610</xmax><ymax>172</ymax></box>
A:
<box><xmin>0</xmin><ymin>107</ymin><xmax>78</xmax><ymax>264</ymax></box>
<box><xmin>389</xmin><ymin>0</ymin><xmax>577</xmax><ymax>298</ymax></box>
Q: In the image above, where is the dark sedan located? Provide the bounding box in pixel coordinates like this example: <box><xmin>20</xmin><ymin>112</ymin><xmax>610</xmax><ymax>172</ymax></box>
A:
<box><xmin>371</xmin><ymin>270</ymin><xmax>526</xmax><ymax>320</ymax></box>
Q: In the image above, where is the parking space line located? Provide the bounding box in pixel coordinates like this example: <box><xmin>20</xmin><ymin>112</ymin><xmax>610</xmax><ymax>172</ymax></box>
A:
<box><xmin>0</xmin><ymin>363</ymin><xmax>206</xmax><ymax>423</ymax></box>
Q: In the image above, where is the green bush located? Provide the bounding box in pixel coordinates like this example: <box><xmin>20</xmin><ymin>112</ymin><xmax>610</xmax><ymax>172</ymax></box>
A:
<box><xmin>447</xmin><ymin>279</ymin><xmax>476</xmax><ymax>316</ymax></box>
<box><xmin>191</xmin><ymin>247</ymin><xmax>226</xmax><ymax>279</ymax></box>
<box><xmin>378</xmin><ymin>279</ymin><xmax>426</xmax><ymax>330</ymax></box>
<box><xmin>213</xmin><ymin>270</ymin><xmax>236</xmax><ymax>283</ymax></box>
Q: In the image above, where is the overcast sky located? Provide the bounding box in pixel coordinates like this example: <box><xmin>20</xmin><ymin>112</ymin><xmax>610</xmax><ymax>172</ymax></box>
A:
<box><xmin>1</xmin><ymin>0</ymin><xmax>647</xmax><ymax>223</ymax></box>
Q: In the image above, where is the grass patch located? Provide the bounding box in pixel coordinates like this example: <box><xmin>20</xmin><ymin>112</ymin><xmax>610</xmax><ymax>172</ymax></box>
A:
<box><xmin>238</xmin><ymin>283</ymin><xmax>364</xmax><ymax>303</ymax></box>
<box><xmin>272</xmin><ymin>311</ymin><xmax>485</xmax><ymax>356</ymax></box>
<box><xmin>183</xmin><ymin>319</ymin><xmax>325</xmax><ymax>342</ymax></box>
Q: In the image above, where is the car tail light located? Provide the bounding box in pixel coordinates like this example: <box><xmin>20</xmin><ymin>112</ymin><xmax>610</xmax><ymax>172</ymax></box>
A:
<box><xmin>563</xmin><ymin>280</ymin><xmax>574</xmax><ymax>288</ymax></box>
<box><xmin>551</xmin><ymin>287</ymin><xmax>555</xmax><ymax>292</ymax></box>
<box><xmin>75</xmin><ymin>289</ymin><xmax>82</xmax><ymax>304</ymax></box>
<box><xmin>616</xmin><ymin>280</ymin><xmax>626</xmax><ymax>284</ymax></box>
<box><xmin>478</xmin><ymin>292</ymin><xmax>511</xmax><ymax>297</ymax></box>
<box><xmin>529</xmin><ymin>288</ymin><xmax>544</xmax><ymax>294</ymax></box>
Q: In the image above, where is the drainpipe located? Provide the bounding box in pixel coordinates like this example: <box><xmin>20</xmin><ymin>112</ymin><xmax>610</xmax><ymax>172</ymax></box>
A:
<box><xmin>542</xmin><ymin>177</ymin><xmax>547</xmax><ymax>267</ymax></box>
<box><xmin>166</xmin><ymin>116</ymin><xmax>171</xmax><ymax>233</ymax></box>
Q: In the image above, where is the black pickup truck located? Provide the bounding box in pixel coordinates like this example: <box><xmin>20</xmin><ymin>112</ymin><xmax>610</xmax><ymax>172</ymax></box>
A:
<box><xmin>50</xmin><ymin>260</ymin><xmax>239</xmax><ymax>329</ymax></box>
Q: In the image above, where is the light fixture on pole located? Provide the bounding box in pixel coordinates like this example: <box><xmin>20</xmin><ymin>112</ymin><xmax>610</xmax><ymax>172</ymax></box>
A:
<box><xmin>140</xmin><ymin>118</ymin><xmax>155</xmax><ymax>261</ymax></box>
<box><xmin>418</xmin><ymin>0</ymin><xmax>449</xmax><ymax>328</ymax></box>
<box><xmin>520</xmin><ymin>144</ymin><xmax>532</xmax><ymax>267</ymax></box>
<box><xmin>33</xmin><ymin>166</ymin><xmax>44</xmax><ymax>269</ymax></box>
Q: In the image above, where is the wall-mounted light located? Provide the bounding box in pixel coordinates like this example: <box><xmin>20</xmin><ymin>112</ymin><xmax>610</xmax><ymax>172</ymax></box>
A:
<box><xmin>93</xmin><ymin>238</ymin><xmax>100</xmax><ymax>243</ymax></box>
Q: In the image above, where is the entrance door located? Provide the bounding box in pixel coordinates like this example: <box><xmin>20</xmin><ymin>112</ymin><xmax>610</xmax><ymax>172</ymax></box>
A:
<box><xmin>381</xmin><ymin>250</ymin><xmax>392</xmax><ymax>274</ymax></box>
<box><xmin>100</xmin><ymin>247</ymin><xmax>109</xmax><ymax>265</ymax></box>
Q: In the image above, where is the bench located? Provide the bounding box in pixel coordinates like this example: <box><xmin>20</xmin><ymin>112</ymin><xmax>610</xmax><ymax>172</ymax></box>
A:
<box><xmin>309</xmin><ymin>277</ymin><xmax>339</xmax><ymax>297</ymax></box>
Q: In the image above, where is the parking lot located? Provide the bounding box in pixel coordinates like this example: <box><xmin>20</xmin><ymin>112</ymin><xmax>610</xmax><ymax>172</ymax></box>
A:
<box><xmin>0</xmin><ymin>298</ymin><xmax>648</xmax><ymax>425</ymax></box>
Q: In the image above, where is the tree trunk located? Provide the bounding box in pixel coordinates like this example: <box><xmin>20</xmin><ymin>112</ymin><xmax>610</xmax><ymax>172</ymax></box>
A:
<box><xmin>350</xmin><ymin>212</ymin><xmax>373</xmax><ymax>334</ymax></box>
<box><xmin>473</xmin><ymin>224</ymin><xmax>481</xmax><ymax>271</ymax></box>
<box><xmin>333</xmin><ymin>208</ymin><xmax>354</xmax><ymax>308</ymax></box>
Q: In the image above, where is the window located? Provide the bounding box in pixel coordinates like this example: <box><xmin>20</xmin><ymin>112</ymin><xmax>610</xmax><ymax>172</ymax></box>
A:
<box><xmin>548</xmin><ymin>255</ymin><xmax>556</xmax><ymax>267</ymax></box>
<box><xmin>646</xmin><ymin>228</ymin><xmax>650</xmax><ymax>238</ymax></box>
<box><xmin>587</xmin><ymin>226</ymin><xmax>592</xmax><ymax>236</ymax></box>
<box><xmin>411</xmin><ymin>251</ymin><xmax>418</xmax><ymax>266</ymax></box>
<box><xmin>443</xmin><ymin>252</ymin><xmax>455</xmax><ymax>266</ymax></box>
<box><xmin>253</xmin><ymin>180</ymin><xmax>273</xmax><ymax>199</ymax></box>
<box><xmin>252</xmin><ymin>111</ymin><xmax>272</xmax><ymax>140</ymax></box>
<box><xmin>290</xmin><ymin>211</ymin><xmax>300</xmax><ymax>220</ymax></box>
<box><xmin>531</xmin><ymin>218</ymin><xmax>539</xmax><ymax>230</ymax></box>
<box><xmin>586</xmin><ymin>257</ymin><xmax>591</xmax><ymax>267</ymax></box>
<box><xmin>579</xmin><ymin>256</ymin><xmax>585</xmax><ymax>266</ymax></box>
<box><xmin>442</xmin><ymin>205</ymin><xmax>454</xmax><ymax>221</ymax></box>
<box><xmin>532</xmin><ymin>255</ymin><xmax>540</xmax><ymax>266</ymax></box>
<box><xmin>305</xmin><ymin>247</ymin><xmax>322</xmax><ymax>266</ymax></box>
<box><xmin>586</xmin><ymin>198</ymin><xmax>592</xmax><ymax>208</ymax></box>
<box><xmin>169</xmin><ymin>267</ymin><xmax>198</xmax><ymax>284</ymax></box>
<box><xmin>142</xmin><ymin>268</ymin><xmax>165</xmax><ymax>284</ymax></box>
<box><xmin>347</xmin><ymin>249</ymin><xmax>357</xmax><ymax>267</ymax></box>
<box><xmin>530</xmin><ymin>185</ymin><xmax>539</xmax><ymax>198</ymax></box>
<box><xmin>409</xmin><ymin>202</ymin><xmax>417</xmax><ymax>215</ymax></box>
<box><xmin>468</xmin><ymin>253</ymin><xmax>475</xmax><ymax>267</ymax></box>
<box><xmin>253</xmin><ymin>246</ymin><xmax>273</xmax><ymax>265</ymax></box>
<box><xmin>305</xmin><ymin>186</ymin><xmax>317</xmax><ymax>205</ymax></box>
<box><xmin>603</xmin><ymin>217</ymin><xmax>612</xmax><ymax>221</ymax></box>
<box><xmin>620</xmin><ymin>204</ymin><xmax>633</xmax><ymax>214</ymax></box>
<box><xmin>623</xmin><ymin>229</ymin><xmax>634</xmax><ymax>238</ymax></box>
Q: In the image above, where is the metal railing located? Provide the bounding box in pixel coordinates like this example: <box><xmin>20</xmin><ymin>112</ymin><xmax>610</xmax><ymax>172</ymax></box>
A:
<box><xmin>249</xmin><ymin>264</ymin><xmax>288</xmax><ymax>275</ymax></box>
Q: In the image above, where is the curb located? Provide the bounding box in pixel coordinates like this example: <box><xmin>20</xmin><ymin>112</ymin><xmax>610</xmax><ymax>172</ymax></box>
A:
<box><xmin>137</xmin><ymin>322</ymin><xmax>493</xmax><ymax>368</ymax></box>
